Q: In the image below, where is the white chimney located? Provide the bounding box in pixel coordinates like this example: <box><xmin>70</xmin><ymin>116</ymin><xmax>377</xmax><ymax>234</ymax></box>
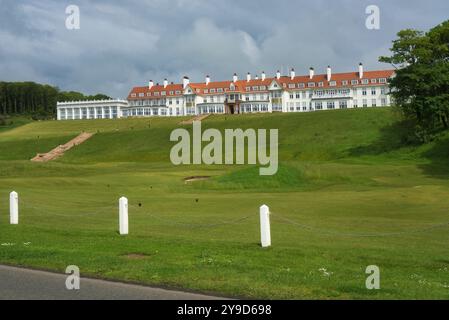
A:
<box><xmin>261</xmin><ymin>71</ymin><xmax>266</xmax><ymax>81</ymax></box>
<box><xmin>233</xmin><ymin>73</ymin><xmax>238</xmax><ymax>83</ymax></box>
<box><xmin>247</xmin><ymin>72</ymin><xmax>251</xmax><ymax>82</ymax></box>
<box><xmin>206</xmin><ymin>75</ymin><xmax>210</xmax><ymax>86</ymax></box>
<box><xmin>309</xmin><ymin>67</ymin><xmax>315</xmax><ymax>80</ymax></box>
<box><xmin>290</xmin><ymin>68</ymin><xmax>295</xmax><ymax>80</ymax></box>
<box><xmin>276</xmin><ymin>70</ymin><xmax>281</xmax><ymax>80</ymax></box>
<box><xmin>359</xmin><ymin>63</ymin><xmax>364</xmax><ymax>79</ymax></box>
<box><xmin>327</xmin><ymin>66</ymin><xmax>332</xmax><ymax>82</ymax></box>
<box><xmin>183</xmin><ymin>76</ymin><xmax>190</xmax><ymax>89</ymax></box>
<box><xmin>163</xmin><ymin>78</ymin><xmax>168</xmax><ymax>88</ymax></box>
<box><xmin>149</xmin><ymin>80</ymin><xmax>154</xmax><ymax>90</ymax></box>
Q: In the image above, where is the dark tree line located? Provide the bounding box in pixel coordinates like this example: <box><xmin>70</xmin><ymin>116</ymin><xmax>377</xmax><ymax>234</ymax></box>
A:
<box><xmin>0</xmin><ymin>81</ymin><xmax>110</xmax><ymax>118</ymax></box>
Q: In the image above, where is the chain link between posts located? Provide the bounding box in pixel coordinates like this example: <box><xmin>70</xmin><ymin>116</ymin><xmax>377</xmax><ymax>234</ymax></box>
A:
<box><xmin>15</xmin><ymin>201</ymin><xmax>449</xmax><ymax>236</ymax></box>
<box><xmin>270</xmin><ymin>211</ymin><xmax>449</xmax><ymax>238</ymax></box>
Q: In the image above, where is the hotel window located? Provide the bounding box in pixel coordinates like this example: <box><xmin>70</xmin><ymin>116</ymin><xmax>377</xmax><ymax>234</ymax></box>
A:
<box><xmin>60</xmin><ymin>109</ymin><xmax>66</xmax><ymax>120</ymax></box>
<box><xmin>74</xmin><ymin>109</ymin><xmax>80</xmax><ymax>120</ymax></box>
<box><xmin>308</xmin><ymin>82</ymin><xmax>315</xmax><ymax>87</ymax></box>
<box><xmin>361</xmin><ymin>79</ymin><xmax>369</xmax><ymax>85</ymax></box>
<box><xmin>139</xmin><ymin>93</ymin><xmax>144</xmax><ymax>97</ymax></box>
<box><xmin>131</xmin><ymin>93</ymin><xmax>136</xmax><ymax>97</ymax></box>
<box><xmin>371</xmin><ymin>88</ymin><xmax>377</xmax><ymax>95</ymax></box>
<box><xmin>161</xmin><ymin>91</ymin><xmax>166</xmax><ymax>96</ymax></box>
<box><xmin>372</xmin><ymin>99</ymin><xmax>377</xmax><ymax>107</ymax></box>
<box><xmin>318</xmin><ymin>82</ymin><xmax>324</xmax><ymax>87</ymax></box>
<box><xmin>315</xmin><ymin>102</ymin><xmax>323</xmax><ymax>110</ymax></box>
<box><xmin>298</xmin><ymin>83</ymin><xmax>305</xmax><ymax>88</ymax></box>
<box><xmin>302</xmin><ymin>92</ymin><xmax>307</xmax><ymax>99</ymax></box>
<box><xmin>104</xmin><ymin>108</ymin><xmax>111</xmax><ymax>118</ymax></box>
<box><xmin>381</xmin><ymin>87</ymin><xmax>386</xmax><ymax>95</ymax></box>
<box><xmin>329</xmin><ymin>81</ymin><xmax>337</xmax><ymax>87</ymax></box>
<box><xmin>290</xmin><ymin>93</ymin><xmax>294</xmax><ymax>99</ymax></box>
<box><xmin>327</xmin><ymin>101</ymin><xmax>335</xmax><ymax>109</ymax></box>
<box><xmin>246</xmin><ymin>96</ymin><xmax>250</xmax><ymax>101</ymax></box>
<box><xmin>210</xmin><ymin>89</ymin><xmax>216</xmax><ymax>93</ymax></box>
<box><xmin>288</xmin><ymin>84</ymin><xmax>295</xmax><ymax>89</ymax></box>
<box><xmin>217</xmin><ymin>88</ymin><xmax>223</xmax><ymax>93</ymax></box>
<box><xmin>381</xmin><ymin>98</ymin><xmax>387</xmax><ymax>106</ymax></box>
<box><xmin>362</xmin><ymin>88</ymin><xmax>367</xmax><ymax>96</ymax></box>
<box><xmin>81</xmin><ymin>108</ymin><xmax>88</xmax><ymax>119</ymax></box>
<box><xmin>175</xmin><ymin>90</ymin><xmax>181</xmax><ymax>95</ymax></box>
<box><xmin>340</xmin><ymin>101</ymin><xmax>348</xmax><ymax>109</ymax></box>
<box><xmin>169</xmin><ymin>91</ymin><xmax>174</xmax><ymax>95</ymax></box>
<box><xmin>260</xmin><ymin>86</ymin><xmax>267</xmax><ymax>90</ymax></box>
<box><xmin>342</xmin><ymin>80</ymin><xmax>349</xmax><ymax>86</ymax></box>
<box><xmin>154</xmin><ymin>92</ymin><xmax>160</xmax><ymax>96</ymax></box>
<box><xmin>89</xmin><ymin>108</ymin><xmax>95</xmax><ymax>118</ymax></box>
<box><xmin>147</xmin><ymin>93</ymin><xmax>151</xmax><ymax>97</ymax></box>
<box><xmin>252</xmin><ymin>86</ymin><xmax>259</xmax><ymax>91</ymax></box>
<box><xmin>362</xmin><ymin>99</ymin><xmax>368</xmax><ymax>107</ymax></box>
<box><xmin>371</xmin><ymin>79</ymin><xmax>377</xmax><ymax>84</ymax></box>
<box><xmin>353</xmin><ymin>99</ymin><xmax>358</xmax><ymax>108</ymax></box>
<box><xmin>67</xmin><ymin>109</ymin><xmax>73</xmax><ymax>120</ymax></box>
<box><xmin>111</xmin><ymin>107</ymin><xmax>118</xmax><ymax>118</ymax></box>
<box><xmin>296</xmin><ymin>93</ymin><xmax>300</xmax><ymax>99</ymax></box>
<box><xmin>96</xmin><ymin>107</ymin><xmax>103</xmax><ymax>118</ymax></box>
<box><xmin>379</xmin><ymin>78</ymin><xmax>387</xmax><ymax>83</ymax></box>
<box><xmin>351</xmin><ymin>80</ymin><xmax>359</xmax><ymax>85</ymax></box>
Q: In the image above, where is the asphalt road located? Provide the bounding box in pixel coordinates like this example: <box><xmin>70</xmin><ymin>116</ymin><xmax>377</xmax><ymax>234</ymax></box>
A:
<box><xmin>0</xmin><ymin>265</ymin><xmax>226</xmax><ymax>300</ymax></box>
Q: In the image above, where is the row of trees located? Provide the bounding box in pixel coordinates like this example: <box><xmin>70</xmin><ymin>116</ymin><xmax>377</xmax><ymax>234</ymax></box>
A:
<box><xmin>0</xmin><ymin>82</ymin><xmax>110</xmax><ymax>119</ymax></box>
<box><xmin>380</xmin><ymin>20</ymin><xmax>449</xmax><ymax>141</ymax></box>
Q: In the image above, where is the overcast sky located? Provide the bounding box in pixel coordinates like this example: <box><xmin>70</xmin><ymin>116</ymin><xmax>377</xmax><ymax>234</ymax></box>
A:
<box><xmin>0</xmin><ymin>0</ymin><xmax>448</xmax><ymax>97</ymax></box>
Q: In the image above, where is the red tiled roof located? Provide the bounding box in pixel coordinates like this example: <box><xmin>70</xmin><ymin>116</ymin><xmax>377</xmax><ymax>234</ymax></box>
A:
<box><xmin>127</xmin><ymin>69</ymin><xmax>395</xmax><ymax>99</ymax></box>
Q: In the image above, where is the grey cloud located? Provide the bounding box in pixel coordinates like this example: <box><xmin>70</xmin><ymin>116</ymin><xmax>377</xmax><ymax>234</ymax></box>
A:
<box><xmin>0</xmin><ymin>0</ymin><xmax>448</xmax><ymax>97</ymax></box>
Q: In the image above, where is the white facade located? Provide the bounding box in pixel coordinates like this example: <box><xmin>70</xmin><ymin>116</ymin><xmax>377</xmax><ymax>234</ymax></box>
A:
<box><xmin>57</xmin><ymin>99</ymin><xmax>128</xmax><ymax>120</ymax></box>
<box><xmin>57</xmin><ymin>65</ymin><xmax>395</xmax><ymax>121</ymax></box>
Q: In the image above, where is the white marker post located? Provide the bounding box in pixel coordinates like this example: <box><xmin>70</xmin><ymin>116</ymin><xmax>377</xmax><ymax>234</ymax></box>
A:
<box><xmin>10</xmin><ymin>191</ymin><xmax>18</xmax><ymax>225</ymax></box>
<box><xmin>119</xmin><ymin>197</ymin><xmax>128</xmax><ymax>235</ymax></box>
<box><xmin>260</xmin><ymin>204</ymin><xmax>271</xmax><ymax>247</ymax></box>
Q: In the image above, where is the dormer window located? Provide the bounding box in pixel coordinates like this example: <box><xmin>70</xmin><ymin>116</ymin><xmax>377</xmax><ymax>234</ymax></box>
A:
<box><xmin>147</xmin><ymin>93</ymin><xmax>151</xmax><ymax>96</ymax></box>
<box><xmin>210</xmin><ymin>89</ymin><xmax>216</xmax><ymax>93</ymax></box>
<box><xmin>361</xmin><ymin>79</ymin><xmax>369</xmax><ymax>85</ymax></box>
<box><xmin>318</xmin><ymin>82</ymin><xmax>324</xmax><ymax>87</ymax></box>
<box><xmin>169</xmin><ymin>91</ymin><xmax>174</xmax><ymax>95</ymax></box>
<box><xmin>297</xmin><ymin>83</ymin><xmax>305</xmax><ymax>88</ymax></box>
<box><xmin>246</xmin><ymin>87</ymin><xmax>250</xmax><ymax>91</ymax></box>
<box><xmin>329</xmin><ymin>81</ymin><xmax>337</xmax><ymax>87</ymax></box>
<box><xmin>351</xmin><ymin>80</ymin><xmax>359</xmax><ymax>85</ymax></box>
<box><xmin>204</xmin><ymin>89</ymin><xmax>209</xmax><ymax>94</ymax></box>
<box><xmin>342</xmin><ymin>80</ymin><xmax>349</xmax><ymax>86</ymax></box>
<box><xmin>217</xmin><ymin>88</ymin><xmax>223</xmax><ymax>93</ymax></box>
<box><xmin>288</xmin><ymin>84</ymin><xmax>295</xmax><ymax>89</ymax></box>
<box><xmin>131</xmin><ymin>93</ymin><xmax>136</xmax><ymax>97</ymax></box>
<box><xmin>371</xmin><ymin>79</ymin><xmax>377</xmax><ymax>84</ymax></box>
<box><xmin>260</xmin><ymin>86</ymin><xmax>266</xmax><ymax>90</ymax></box>
<box><xmin>308</xmin><ymin>82</ymin><xmax>315</xmax><ymax>88</ymax></box>
<box><xmin>175</xmin><ymin>90</ymin><xmax>181</xmax><ymax>95</ymax></box>
<box><xmin>161</xmin><ymin>91</ymin><xmax>166</xmax><ymax>96</ymax></box>
<box><xmin>139</xmin><ymin>93</ymin><xmax>144</xmax><ymax>97</ymax></box>
<box><xmin>379</xmin><ymin>78</ymin><xmax>387</xmax><ymax>83</ymax></box>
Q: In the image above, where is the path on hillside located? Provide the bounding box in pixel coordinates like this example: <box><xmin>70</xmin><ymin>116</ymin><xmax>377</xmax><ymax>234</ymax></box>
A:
<box><xmin>0</xmin><ymin>265</ymin><xmax>226</xmax><ymax>300</ymax></box>
<box><xmin>31</xmin><ymin>132</ymin><xmax>94</xmax><ymax>162</ymax></box>
<box><xmin>179</xmin><ymin>114</ymin><xmax>211</xmax><ymax>125</ymax></box>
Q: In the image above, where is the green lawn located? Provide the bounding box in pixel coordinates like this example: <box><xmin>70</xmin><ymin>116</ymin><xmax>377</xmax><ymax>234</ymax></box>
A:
<box><xmin>0</xmin><ymin>109</ymin><xmax>448</xmax><ymax>299</ymax></box>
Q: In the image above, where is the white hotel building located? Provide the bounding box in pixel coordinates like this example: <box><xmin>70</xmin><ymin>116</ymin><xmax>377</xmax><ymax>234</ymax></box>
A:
<box><xmin>56</xmin><ymin>64</ymin><xmax>395</xmax><ymax>120</ymax></box>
